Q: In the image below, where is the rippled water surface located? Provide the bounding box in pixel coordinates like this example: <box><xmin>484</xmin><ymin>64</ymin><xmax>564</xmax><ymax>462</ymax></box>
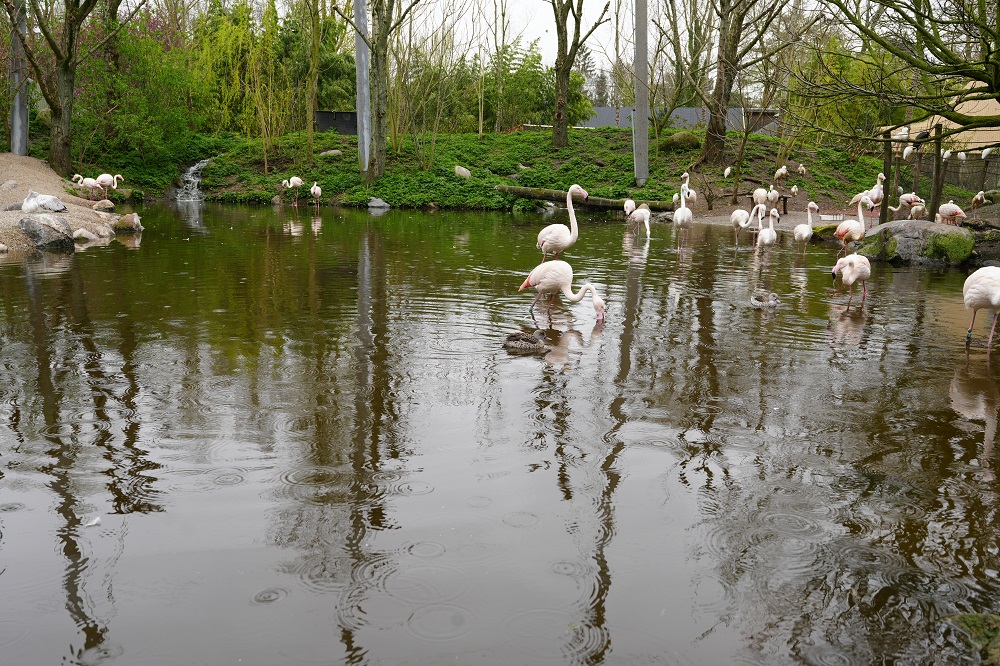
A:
<box><xmin>2</xmin><ymin>201</ymin><xmax>999</xmax><ymax>665</ymax></box>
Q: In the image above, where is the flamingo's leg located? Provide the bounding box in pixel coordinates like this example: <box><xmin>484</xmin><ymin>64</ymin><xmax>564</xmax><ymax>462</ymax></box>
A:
<box><xmin>862</xmin><ymin>281</ymin><xmax>867</xmax><ymax>302</ymax></box>
<box><xmin>989</xmin><ymin>312</ymin><xmax>999</xmax><ymax>349</ymax></box>
<box><xmin>968</xmin><ymin>310</ymin><xmax>979</xmax><ymax>343</ymax></box>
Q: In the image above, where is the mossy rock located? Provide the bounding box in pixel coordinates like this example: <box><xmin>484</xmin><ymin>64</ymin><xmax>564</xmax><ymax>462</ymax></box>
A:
<box><xmin>861</xmin><ymin>219</ymin><xmax>974</xmax><ymax>266</ymax></box>
<box><xmin>812</xmin><ymin>224</ymin><xmax>840</xmax><ymax>240</ymax></box>
<box><xmin>924</xmin><ymin>231</ymin><xmax>975</xmax><ymax>263</ymax></box>
<box><xmin>659</xmin><ymin>131</ymin><xmax>701</xmax><ymax>153</ymax></box>
<box><xmin>948</xmin><ymin>614</ymin><xmax>1000</xmax><ymax>665</ymax></box>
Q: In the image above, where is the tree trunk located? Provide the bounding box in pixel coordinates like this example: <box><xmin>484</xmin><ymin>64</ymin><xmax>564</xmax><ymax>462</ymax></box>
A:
<box><xmin>700</xmin><ymin>14</ymin><xmax>738</xmax><ymax>165</ymax></box>
<box><xmin>552</xmin><ymin>54</ymin><xmax>570</xmax><ymax>147</ymax></box>
<box><xmin>368</xmin><ymin>31</ymin><xmax>389</xmax><ymax>183</ymax></box>
<box><xmin>50</xmin><ymin>61</ymin><xmax>75</xmax><ymax>176</ymax></box>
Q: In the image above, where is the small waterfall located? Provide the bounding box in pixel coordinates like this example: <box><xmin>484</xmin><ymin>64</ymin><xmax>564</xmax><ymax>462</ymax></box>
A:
<box><xmin>176</xmin><ymin>158</ymin><xmax>212</xmax><ymax>201</ymax></box>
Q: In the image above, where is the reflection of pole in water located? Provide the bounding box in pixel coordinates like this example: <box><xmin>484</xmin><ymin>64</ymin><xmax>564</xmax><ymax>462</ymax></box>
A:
<box><xmin>951</xmin><ymin>359</ymin><xmax>1000</xmax><ymax>480</ymax></box>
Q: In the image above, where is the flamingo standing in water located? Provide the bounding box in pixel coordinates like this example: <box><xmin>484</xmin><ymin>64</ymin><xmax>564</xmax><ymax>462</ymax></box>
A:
<box><xmin>833</xmin><ymin>253</ymin><xmax>872</xmax><ymax>305</ymax></box>
<box><xmin>757</xmin><ymin>207</ymin><xmax>779</xmax><ymax>253</ymax></box>
<box><xmin>310</xmin><ymin>182</ymin><xmax>322</xmax><ymax>207</ymax></box>
<box><xmin>537</xmin><ymin>183</ymin><xmax>587</xmax><ymax>260</ymax></box>
<box><xmin>836</xmin><ymin>196</ymin><xmax>872</xmax><ymax>257</ymax></box>
<box><xmin>96</xmin><ymin>173</ymin><xmax>123</xmax><ymax>199</ymax></box>
<box><xmin>518</xmin><ymin>259</ymin><xmax>606</xmax><ymax>323</ymax></box>
<box><xmin>673</xmin><ymin>183</ymin><xmax>693</xmax><ymax>247</ymax></box>
<box><xmin>731</xmin><ymin>202</ymin><xmax>764</xmax><ymax>245</ymax></box>
<box><xmin>623</xmin><ymin>198</ymin><xmax>636</xmax><ymax>218</ymax></box>
<box><xmin>282</xmin><ymin>176</ymin><xmax>305</xmax><ymax>206</ymax></box>
<box><xmin>793</xmin><ymin>201</ymin><xmax>819</xmax><ymax>256</ymax></box>
<box><xmin>964</xmin><ymin>266</ymin><xmax>1000</xmax><ymax>348</ymax></box>
<box><xmin>628</xmin><ymin>208</ymin><xmax>651</xmax><ymax>237</ymax></box>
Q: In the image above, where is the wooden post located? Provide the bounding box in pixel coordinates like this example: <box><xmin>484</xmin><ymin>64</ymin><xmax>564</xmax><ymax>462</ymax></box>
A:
<box><xmin>880</xmin><ymin>131</ymin><xmax>891</xmax><ymax>226</ymax></box>
<box><xmin>633</xmin><ymin>0</ymin><xmax>649</xmax><ymax>186</ymax></box>
<box><xmin>9</xmin><ymin>0</ymin><xmax>28</xmax><ymax>155</ymax></box>
<box><xmin>980</xmin><ymin>156</ymin><xmax>990</xmax><ymax>193</ymax></box>
<box><xmin>911</xmin><ymin>153</ymin><xmax>922</xmax><ymax>198</ymax></box>
<box><xmin>929</xmin><ymin>123</ymin><xmax>944</xmax><ymax>222</ymax></box>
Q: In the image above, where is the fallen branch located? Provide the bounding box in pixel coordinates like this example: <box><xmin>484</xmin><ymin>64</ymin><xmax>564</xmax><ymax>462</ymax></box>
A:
<box><xmin>495</xmin><ymin>185</ymin><xmax>675</xmax><ymax>212</ymax></box>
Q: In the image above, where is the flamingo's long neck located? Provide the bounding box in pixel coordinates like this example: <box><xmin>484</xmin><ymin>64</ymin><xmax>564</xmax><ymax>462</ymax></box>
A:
<box><xmin>566</xmin><ymin>187</ymin><xmax>579</xmax><ymax>243</ymax></box>
<box><xmin>807</xmin><ymin>207</ymin><xmax>814</xmax><ymax>228</ymax></box>
<box><xmin>678</xmin><ymin>185</ymin><xmax>688</xmax><ymax>211</ymax></box>
<box><xmin>857</xmin><ymin>200</ymin><xmax>866</xmax><ymax>225</ymax></box>
<box><xmin>562</xmin><ymin>282</ymin><xmax>596</xmax><ymax>304</ymax></box>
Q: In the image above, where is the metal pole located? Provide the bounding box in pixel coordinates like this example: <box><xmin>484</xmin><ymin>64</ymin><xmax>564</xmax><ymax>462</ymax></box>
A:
<box><xmin>353</xmin><ymin>0</ymin><xmax>371</xmax><ymax>176</ymax></box>
<box><xmin>880</xmin><ymin>131</ymin><xmax>891</xmax><ymax>226</ymax></box>
<box><xmin>930</xmin><ymin>123</ymin><xmax>944</xmax><ymax>222</ymax></box>
<box><xmin>633</xmin><ymin>0</ymin><xmax>648</xmax><ymax>186</ymax></box>
<box><xmin>9</xmin><ymin>0</ymin><xmax>28</xmax><ymax>155</ymax></box>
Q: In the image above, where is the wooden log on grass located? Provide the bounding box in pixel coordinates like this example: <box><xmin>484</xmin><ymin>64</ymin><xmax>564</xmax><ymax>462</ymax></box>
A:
<box><xmin>494</xmin><ymin>185</ymin><xmax>675</xmax><ymax>212</ymax></box>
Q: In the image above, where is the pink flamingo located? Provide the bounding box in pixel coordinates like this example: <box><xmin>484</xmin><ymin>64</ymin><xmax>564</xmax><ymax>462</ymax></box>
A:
<box><xmin>518</xmin><ymin>259</ymin><xmax>605</xmax><ymax>323</ymax></box>
<box><xmin>964</xmin><ymin>266</ymin><xmax>1000</xmax><ymax>348</ymax></box>
<box><xmin>282</xmin><ymin>176</ymin><xmax>305</xmax><ymax>206</ymax></box>
<box><xmin>96</xmin><ymin>173</ymin><xmax>123</xmax><ymax>199</ymax></box>
<box><xmin>537</xmin><ymin>184</ymin><xmax>587</xmax><ymax>260</ymax></box>
<box><xmin>832</xmin><ymin>253</ymin><xmax>872</xmax><ymax>305</ymax></box>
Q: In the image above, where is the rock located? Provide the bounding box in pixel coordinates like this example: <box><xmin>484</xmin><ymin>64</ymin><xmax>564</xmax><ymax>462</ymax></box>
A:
<box><xmin>272</xmin><ymin>195</ymin><xmax>283</xmax><ymax>205</ymax></box>
<box><xmin>0</xmin><ymin>244</ymin><xmax>8</xmax><ymax>253</ymax></box>
<box><xmin>22</xmin><ymin>190</ymin><xmax>68</xmax><ymax>214</ymax></box>
<box><xmin>454</xmin><ymin>165</ymin><xmax>471</xmax><ymax>179</ymax></box>
<box><xmin>73</xmin><ymin>228</ymin><xmax>100</xmax><ymax>242</ymax></box>
<box><xmin>320</xmin><ymin>149</ymin><xmax>343</xmax><ymax>157</ymax></box>
<box><xmin>368</xmin><ymin>197</ymin><xmax>390</xmax><ymax>209</ymax></box>
<box><xmin>859</xmin><ymin>219</ymin><xmax>975</xmax><ymax>266</ymax></box>
<box><xmin>947</xmin><ymin>614</ymin><xmax>1000</xmax><ymax>665</ymax></box>
<box><xmin>659</xmin><ymin>131</ymin><xmax>702</xmax><ymax>153</ymax></box>
<box><xmin>1</xmin><ymin>180</ymin><xmax>17</xmax><ymax>191</ymax></box>
<box><xmin>93</xmin><ymin>199</ymin><xmax>115</xmax><ymax>211</ymax></box>
<box><xmin>18</xmin><ymin>214</ymin><xmax>74</xmax><ymax>251</ymax></box>
<box><xmin>518</xmin><ymin>163</ymin><xmax>528</xmax><ymax>170</ymax></box>
<box><xmin>3</xmin><ymin>202</ymin><xmax>21</xmax><ymax>211</ymax></box>
<box><xmin>114</xmin><ymin>212</ymin><xmax>143</xmax><ymax>233</ymax></box>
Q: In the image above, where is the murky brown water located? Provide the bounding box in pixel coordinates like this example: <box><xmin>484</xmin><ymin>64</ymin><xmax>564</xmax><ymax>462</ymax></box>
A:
<box><xmin>1</xmin><ymin>201</ymin><xmax>998</xmax><ymax>665</ymax></box>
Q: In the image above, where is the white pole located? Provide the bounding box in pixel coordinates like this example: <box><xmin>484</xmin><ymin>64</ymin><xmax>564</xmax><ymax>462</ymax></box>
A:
<box><xmin>353</xmin><ymin>0</ymin><xmax>371</xmax><ymax>176</ymax></box>
<box><xmin>633</xmin><ymin>0</ymin><xmax>648</xmax><ymax>185</ymax></box>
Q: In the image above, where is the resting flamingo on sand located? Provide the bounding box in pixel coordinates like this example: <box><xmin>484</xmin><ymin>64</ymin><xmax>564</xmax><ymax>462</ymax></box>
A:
<box><xmin>793</xmin><ymin>201</ymin><xmax>819</xmax><ymax>256</ymax></box>
<box><xmin>629</xmin><ymin>208</ymin><xmax>651</xmax><ymax>237</ymax></box>
<box><xmin>518</xmin><ymin>259</ymin><xmax>606</xmax><ymax>323</ymax></box>
<box><xmin>310</xmin><ymin>182</ymin><xmax>322</xmax><ymax>207</ymax></box>
<box><xmin>282</xmin><ymin>176</ymin><xmax>305</xmax><ymax>205</ymax></box>
<box><xmin>833</xmin><ymin>253</ymin><xmax>872</xmax><ymax>305</ymax></box>
<box><xmin>96</xmin><ymin>173</ymin><xmax>123</xmax><ymax>199</ymax></box>
<box><xmin>731</xmin><ymin>202</ymin><xmax>764</xmax><ymax>244</ymax></box>
<box><xmin>836</xmin><ymin>196</ymin><xmax>871</xmax><ymax>257</ymax></box>
<box><xmin>964</xmin><ymin>266</ymin><xmax>1000</xmax><ymax>348</ymax></box>
<box><xmin>537</xmin><ymin>183</ymin><xmax>587</xmax><ymax>260</ymax></box>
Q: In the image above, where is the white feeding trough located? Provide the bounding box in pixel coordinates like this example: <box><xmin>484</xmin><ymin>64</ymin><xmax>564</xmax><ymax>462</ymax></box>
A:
<box><xmin>820</xmin><ymin>213</ymin><xmax>845</xmax><ymax>222</ymax></box>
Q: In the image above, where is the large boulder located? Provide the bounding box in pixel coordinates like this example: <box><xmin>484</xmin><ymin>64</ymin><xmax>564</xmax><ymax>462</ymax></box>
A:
<box><xmin>22</xmin><ymin>190</ymin><xmax>68</xmax><ymax>214</ymax></box>
<box><xmin>18</xmin><ymin>214</ymin><xmax>74</xmax><ymax>251</ymax></box>
<box><xmin>114</xmin><ymin>212</ymin><xmax>143</xmax><ymax>233</ymax></box>
<box><xmin>659</xmin><ymin>131</ymin><xmax>701</xmax><ymax>153</ymax></box>
<box><xmin>859</xmin><ymin>219</ymin><xmax>974</xmax><ymax>266</ymax></box>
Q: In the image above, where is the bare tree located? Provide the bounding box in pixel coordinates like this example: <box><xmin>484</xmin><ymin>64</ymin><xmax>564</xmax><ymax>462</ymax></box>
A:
<box><xmin>548</xmin><ymin>0</ymin><xmax>610</xmax><ymax>147</ymax></box>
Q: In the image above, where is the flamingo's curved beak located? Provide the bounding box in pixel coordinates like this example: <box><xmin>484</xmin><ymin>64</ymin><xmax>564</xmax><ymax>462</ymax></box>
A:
<box><xmin>519</xmin><ymin>277</ymin><xmax>531</xmax><ymax>292</ymax></box>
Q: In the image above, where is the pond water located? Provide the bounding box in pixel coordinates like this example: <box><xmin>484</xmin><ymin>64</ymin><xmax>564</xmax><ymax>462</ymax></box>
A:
<box><xmin>1</xmin><ymin>201</ymin><xmax>998</xmax><ymax>665</ymax></box>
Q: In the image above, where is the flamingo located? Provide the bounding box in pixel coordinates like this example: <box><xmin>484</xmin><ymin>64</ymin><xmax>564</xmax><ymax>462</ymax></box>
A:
<box><xmin>767</xmin><ymin>185</ymin><xmax>780</xmax><ymax>208</ymax></box>
<box><xmin>797</xmin><ymin>164</ymin><xmax>807</xmax><ymax>176</ymax></box>
<box><xmin>537</xmin><ymin>183</ymin><xmax>587</xmax><ymax>260</ymax></box>
<box><xmin>849</xmin><ymin>173</ymin><xmax>885</xmax><ymax>227</ymax></box>
<box><xmin>757</xmin><ymin>208</ymin><xmax>778</xmax><ymax>251</ymax></box>
<box><xmin>972</xmin><ymin>191</ymin><xmax>986</xmax><ymax>219</ymax></box>
<box><xmin>965</xmin><ymin>266</ymin><xmax>1000</xmax><ymax>348</ymax></box>
<box><xmin>731</xmin><ymin>202</ymin><xmax>764</xmax><ymax>244</ymax></box>
<box><xmin>503</xmin><ymin>330</ymin><xmax>548</xmax><ymax>354</ymax></box>
<box><xmin>939</xmin><ymin>200</ymin><xmax>967</xmax><ymax>225</ymax></box>
<box><xmin>903</xmin><ymin>146</ymin><xmax>916</xmax><ymax>161</ymax></box>
<box><xmin>984</xmin><ymin>148</ymin><xmax>993</xmax><ymax>160</ymax></box>
<box><xmin>96</xmin><ymin>173</ymin><xmax>123</xmax><ymax>199</ymax></box>
<box><xmin>310</xmin><ymin>182</ymin><xmax>322</xmax><ymax>207</ymax></box>
<box><xmin>752</xmin><ymin>186</ymin><xmax>768</xmax><ymax>209</ymax></box>
<box><xmin>750</xmin><ymin>289</ymin><xmax>780</xmax><ymax>308</ymax></box>
<box><xmin>72</xmin><ymin>174</ymin><xmax>102</xmax><ymax>200</ymax></box>
<box><xmin>673</xmin><ymin>183</ymin><xmax>693</xmax><ymax>247</ymax></box>
<box><xmin>628</xmin><ymin>208</ymin><xmax>651</xmax><ymax>237</ymax></box>
<box><xmin>724</xmin><ymin>166</ymin><xmax>732</xmax><ymax>178</ymax></box>
<box><xmin>793</xmin><ymin>201</ymin><xmax>819</xmax><ymax>255</ymax></box>
<box><xmin>959</xmin><ymin>151</ymin><xmax>967</xmax><ymax>161</ymax></box>
<box><xmin>832</xmin><ymin>253</ymin><xmax>872</xmax><ymax>305</ymax></box>
<box><xmin>836</xmin><ymin>195</ymin><xmax>871</xmax><ymax>257</ymax></box>
<box><xmin>623</xmin><ymin>198</ymin><xmax>636</xmax><ymax>218</ymax></box>
<box><xmin>774</xmin><ymin>165</ymin><xmax>788</xmax><ymax>182</ymax></box>
<box><xmin>889</xmin><ymin>192</ymin><xmax>923</xmax><ymax>219</ymax></box>
<box><xmin>791</xmin><ymin>184</ymin><xmax>799</xmax><ymax>197</ymax></box>
<box><xmin>518</xmin><ymin>259</ymin><xmax>606</xmax><ymax>323</ymax></box>
<box><xmin>944</xmin><ymin>150</ymin><xmax>953</xmax><ymax>160</ymax></box>
<box><xmin>281</xmin><ymin>176</ymin><xmax>304</xmax><ymax>205</ymax></box>
<box><xmin>910</xmin><ymin>202</ymin><xmax>927</xmax><ymax>220</ymax></box>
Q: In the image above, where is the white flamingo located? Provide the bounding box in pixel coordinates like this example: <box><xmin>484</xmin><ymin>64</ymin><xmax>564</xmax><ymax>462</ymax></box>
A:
<box><xmin>518</xmin><ymin>259</ymin><xmax>605</xmax><ymax>323</ymax></box>
<box><xmin>774</xmin><ymin>165</ymin><xmax>788</xmax><ymax>182</ymax></box>
<box><xmin>623</xmin><ymin>198</ymin><xmax>636</xmax><ymax>217</ymax></box>
<box><xmin>757</xmin><ymin>207</ymin><xmax>779</xmax><ymax>251</ymax></box>
<box><xmin>96</xmin><ymin>173</ymin><xmax>123</xmax><ymax>199</ymax></box>
<box><xmin>310</xmin><ymin>182</ymin><xmax>322</xmax><ymax>207</ymax></box>
<box><xmin>72</xmin><ymin>174</ymin><xmax>103</xmax><ymax>200</ymax></box>
<box><xmin>281</xmin><ymin>176</ymin><xmax>304</xmax><ymax>205</ymax></box>
<box><xmin>972</xmin><ymin>191</ymin><xmax>986</xmax><ymax>219</ymax></box>
<box><xmin>836</xmin><ymin>196</ymin><xmax>871</xmax><ymax>257</ymax></box>
<box><xmin>797</xmin><ymin>164</ymin><xmax>807</xmax><ymax>176</ymax></box>
<box><xmin>965</xmin><ymin>266</ymin><xmax>1000</xmax><ymax>348</ymax></box>
<box><xmin>767</xmin><ymin>185</ymin><xmax>780</xmax><ymax>208</ymax></box>
<box><xmin>833</xmin><ymin>253</ymin><xmax>872</xmax><ymax>305</ymax></box>
<box><xmin>793</xmin><ymin>201</ymin><xmax>819</xmax><ymax>255</ymax></box>
<box><xmin>629</xmin><ymin>208</ymin><xmax>651</xmax><ymax>237</ymax></box>
<box><xmin>752</xmin><ymin>186</ymin><xmax>768</xmax><ymax>208</ymax></box>
<box><xmin>939</xmin><ymin>200</ymin><xmax>967</xmax><ymax>225</ymax></box>
<box><xmin>673</xmin><ymin>183</ymin><xmax>693</xmax><ymax>247</ymax></box>
<box><xmin>537</xmin><ymin>183</ymin><xmax>587</xmax><ymax>260</ymax></box>
<box><xmin>731</xmin><ymin>202</ymin><xmax>764</xmax><ymax>245</ymax></box>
